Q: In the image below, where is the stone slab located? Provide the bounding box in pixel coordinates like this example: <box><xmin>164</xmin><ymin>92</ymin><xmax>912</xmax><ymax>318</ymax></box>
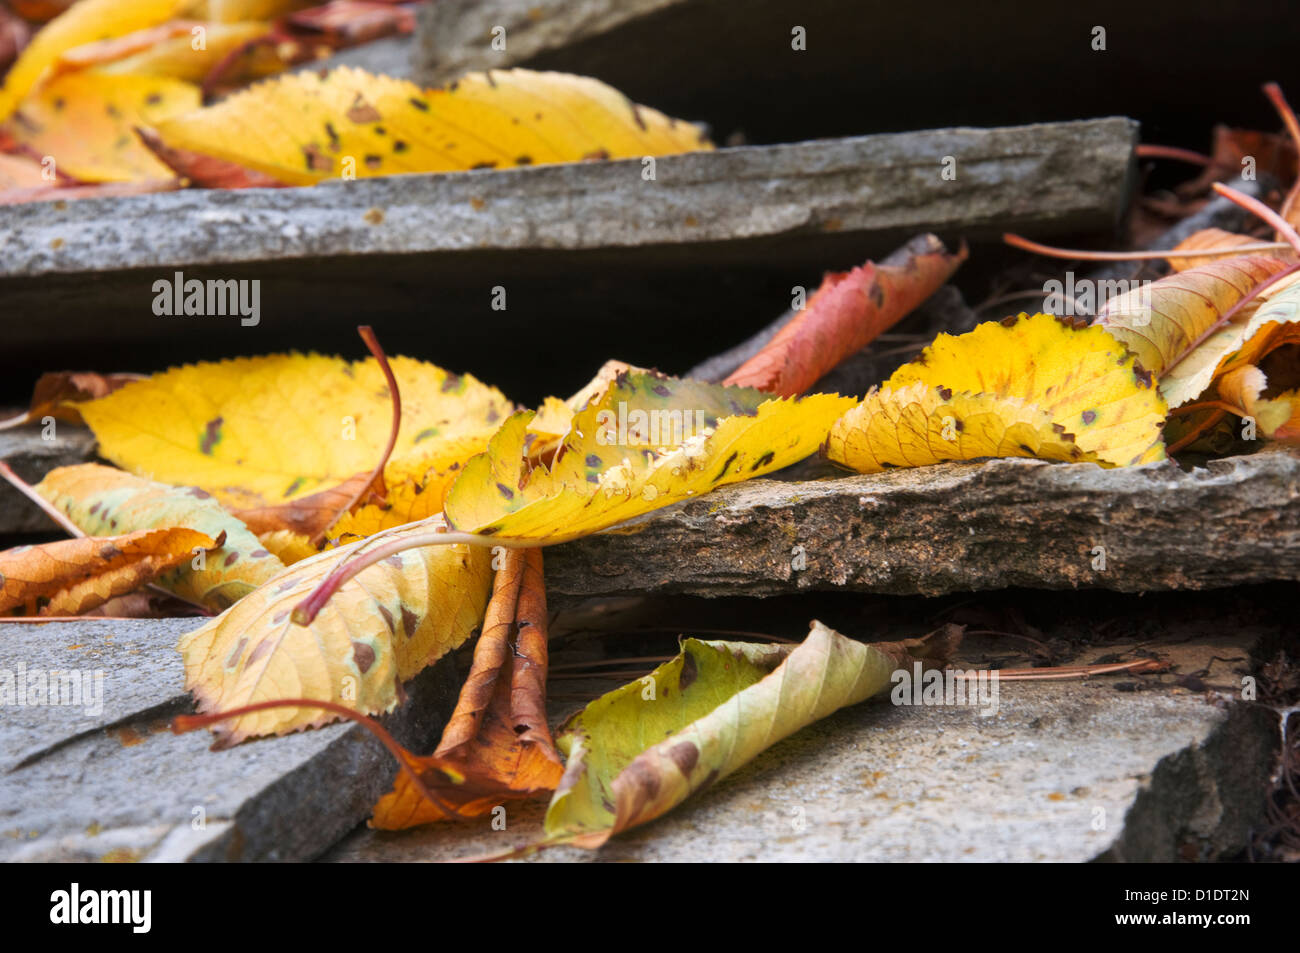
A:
<box><xmin>0</xmin><ymin>618</ymin><xmax>461</xmax><ymax>861</ymax></box>
<box><xmin>545</xmin><ymin>450</ymin><xmax>1300</xmax><ymax>599</ymax></box>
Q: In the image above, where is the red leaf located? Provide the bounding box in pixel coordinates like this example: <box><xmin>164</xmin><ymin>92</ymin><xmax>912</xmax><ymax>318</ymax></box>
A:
<box><xmin>724</xmin><ymin>234</ymin><xmax>968</xmax><ymax>397</ymax></box>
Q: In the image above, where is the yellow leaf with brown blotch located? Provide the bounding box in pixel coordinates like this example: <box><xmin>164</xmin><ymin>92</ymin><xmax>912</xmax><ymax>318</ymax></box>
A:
<box><xmin>443</xmin><ymin>369</ymin><xmax>855</xmax><ymax>545</ymax></box>
<box><xmin>178</xmin><ymin>516</ymin><xmax>492</xmax><ymax>748</ymax></box>
<box><xmin>856</xmin><ymin>312</ymin><xmax>1168</xmax><ymax>469</ymax></box>
<box><xmin>0</xmin><ymin>528</ymin><xmax>217</xmax><ymax>617</ymax></box>
<box><xmin>146</xmin><ymin>66</ymin><xmax>711</xmax><ymax>186</ymax></box>
<box><xmin>76</xmin><ymin>353</ymin><xmax>513</xmax><ymax>513</ymax></box>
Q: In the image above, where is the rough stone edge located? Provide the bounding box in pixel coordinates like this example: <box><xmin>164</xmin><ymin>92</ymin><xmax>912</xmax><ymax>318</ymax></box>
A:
<box><xmin>0</xmin><ymin>118</ymin><xmax>1136</xmax><ymax>279</ymax></box>
<box><xmin>545</xmin><ymin>451</ymin><xmax>1300</xmax><ymax>599</ymax></box>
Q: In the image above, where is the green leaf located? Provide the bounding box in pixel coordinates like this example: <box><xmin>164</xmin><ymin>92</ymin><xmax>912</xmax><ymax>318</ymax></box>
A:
<box><xmin>541</xmin><ymin>621</ymin><xmax>960</xmax><ymax>848</ymax></box>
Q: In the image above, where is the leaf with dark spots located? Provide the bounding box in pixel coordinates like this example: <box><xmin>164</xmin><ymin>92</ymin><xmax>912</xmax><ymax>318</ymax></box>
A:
<box><xmin>200</xmin><ymin>417</ymin><xmax>223</xmax><ymax>455</ymax></box>
<box><xmin>538</xmin><ymin>622</ymin><xmax>961</xmax><ymax>849</ymax></box>
<box><xmin>444</xmin><ymin>367</ymin><xmax>853</xmax><ymax>544</ymax></box>
<box><xmin>827</xmin><ymin>314</ymin><xmax>1168</xmax><ymax>473</ymax></box>
<box><xmin>176</xmin><ymin>516</ymin><xmax>492</xmax><ymax>748</ymax></box>
<box><xmin>0</xmin><ymin>527</ymin><xmax>217</xmax><ymax>617</ymax></box>
<box><xmin>36</xmin><ymin>463</ymin><xmax>283</xmax><ymax>613</ymax></box>
<box><xmin>148</xmin><ymin>66</ymin><xmax>711</xmax><ymax>187</ymax></box>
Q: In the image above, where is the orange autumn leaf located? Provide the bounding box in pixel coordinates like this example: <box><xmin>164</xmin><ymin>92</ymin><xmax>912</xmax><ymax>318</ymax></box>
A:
<box><xmin>724</xmin><ymin>235</ymin><xmax>968</xmax><ymax>397</ymax></box>
<box><xmin>0</xmin><ymin>527</ymin><xmax>218</xmax><ymax>616</ymax></box>
<box><xmin>370</xmin><ymin>548</ymin><xmax>563</xmax><ymax>829</ymax></box>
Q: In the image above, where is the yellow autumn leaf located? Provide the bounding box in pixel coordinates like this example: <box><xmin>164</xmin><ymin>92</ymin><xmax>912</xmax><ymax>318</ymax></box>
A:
<box><xmin>443</xmin><ymin>370</ymin><xmax>855</xmax><ymax>545</ymax></box>
<box><xmin>76</xmin><ymin>353</ymin><xmax>513</xmax><ymax>512</ymax></box>
<box><xmin>878</xmin><ymin>312</ymin><xmax>1167</xmax><ymax>467</ymax></box>
<box><xmin>329</xmin><ymin>432</ymin><xmax>495</xmax><ymax>542</ymax></box>
<box><xmin>254</xmin><ymin>528</ymin><xmax>318</xmax><ymax>565</ymax></box>
<box><xmin>824</xmin><ymin>382</ymin><xmax>1104</xmax><ymax>473</ymax></box>
<box><xmin>179</xmin><ymin>516</ymin><xmax>492</xmax><ymax>747</ymax></box>
<box><xmin>10</xmin><ymin>69</ymin><xmax>199</xmax><ymax>182</ymax></box>
<box><xmin>0</xmin><ymin>0</ymin><xmax>191</xmax><ymax>122</ymax></box>
<box><xmin>148</xmin><ymin>66</ymin><xmax>712</xmax><ymax>186</ymax></box>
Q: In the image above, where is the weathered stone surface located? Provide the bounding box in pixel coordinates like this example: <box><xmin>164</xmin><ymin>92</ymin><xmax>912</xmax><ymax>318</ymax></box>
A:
<box><xmin>0</xmin><ymin>119</ymin><xmax>1134</xmax><ymax>282</ymax></box>
<box><xmin>0</xmin><ymin>423</ymin><xmax>97</xmax><ymax>534</ymax></box>
<box><xmin>544</xmin><ymin>450</ymin><xmax>1300</xmax><ymax>599</ymax></box>
<box><xmin>327</xmin><ymin>633</ymin><xmax>1276</xmax><ymax>862</ymax></box>
<box><xmin>0</xmin><ymin>619</ymin><xmax>460</xmax><ymax>861</ymax></box>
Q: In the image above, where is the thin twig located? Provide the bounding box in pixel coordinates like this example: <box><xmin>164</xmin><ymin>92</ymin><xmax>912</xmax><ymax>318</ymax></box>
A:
<box><xmin>313</xmin><ymin>325</ymin><xmax>401</xmax><ymax>547</ymax></box>
<box><xmin>172</xmin><ymin>698</ymin><xmax>468</xmax><ymax>820</ymax></box>
<box><xmin>1166</xmin><ymin>409</ymin><xmax>1229</xmax><ymax>455</ymax></box>
<box><xmin>1135</xmin><ymin>143</ymin><xmax>1213</xmax><ymax>166</ymax></box>
<box><xmin>0</xmin><ymin>461</ymin><xmax>86</xmax><ymax>537</ymax></box>
<box><xmin>1003</xmin><ymin>232</ymin><xmax>1291</xmax><ymax>262</ymax></box>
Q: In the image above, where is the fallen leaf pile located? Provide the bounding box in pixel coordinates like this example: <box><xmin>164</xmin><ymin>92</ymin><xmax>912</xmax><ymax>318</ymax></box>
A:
<box><xmin>4</xmin><ymin>52</ymin><xmax>1300</xmax><ymax>858</ymax></box>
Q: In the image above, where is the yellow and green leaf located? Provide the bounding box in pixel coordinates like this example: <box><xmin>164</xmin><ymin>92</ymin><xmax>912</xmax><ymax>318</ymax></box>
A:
<box><xmin>35</xmin><ymin>462</ymin><xmax>284</xmax><ymax>612</ymax></box>
<box><xmin>542</xmin><ymin>621</ymin><xmax>957</xmax><ymax>848</ymax></box>
<box><xmin>444</xmin><ymin>369</ymin><xmax>855</xmax><ymax>544</ymax></box>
